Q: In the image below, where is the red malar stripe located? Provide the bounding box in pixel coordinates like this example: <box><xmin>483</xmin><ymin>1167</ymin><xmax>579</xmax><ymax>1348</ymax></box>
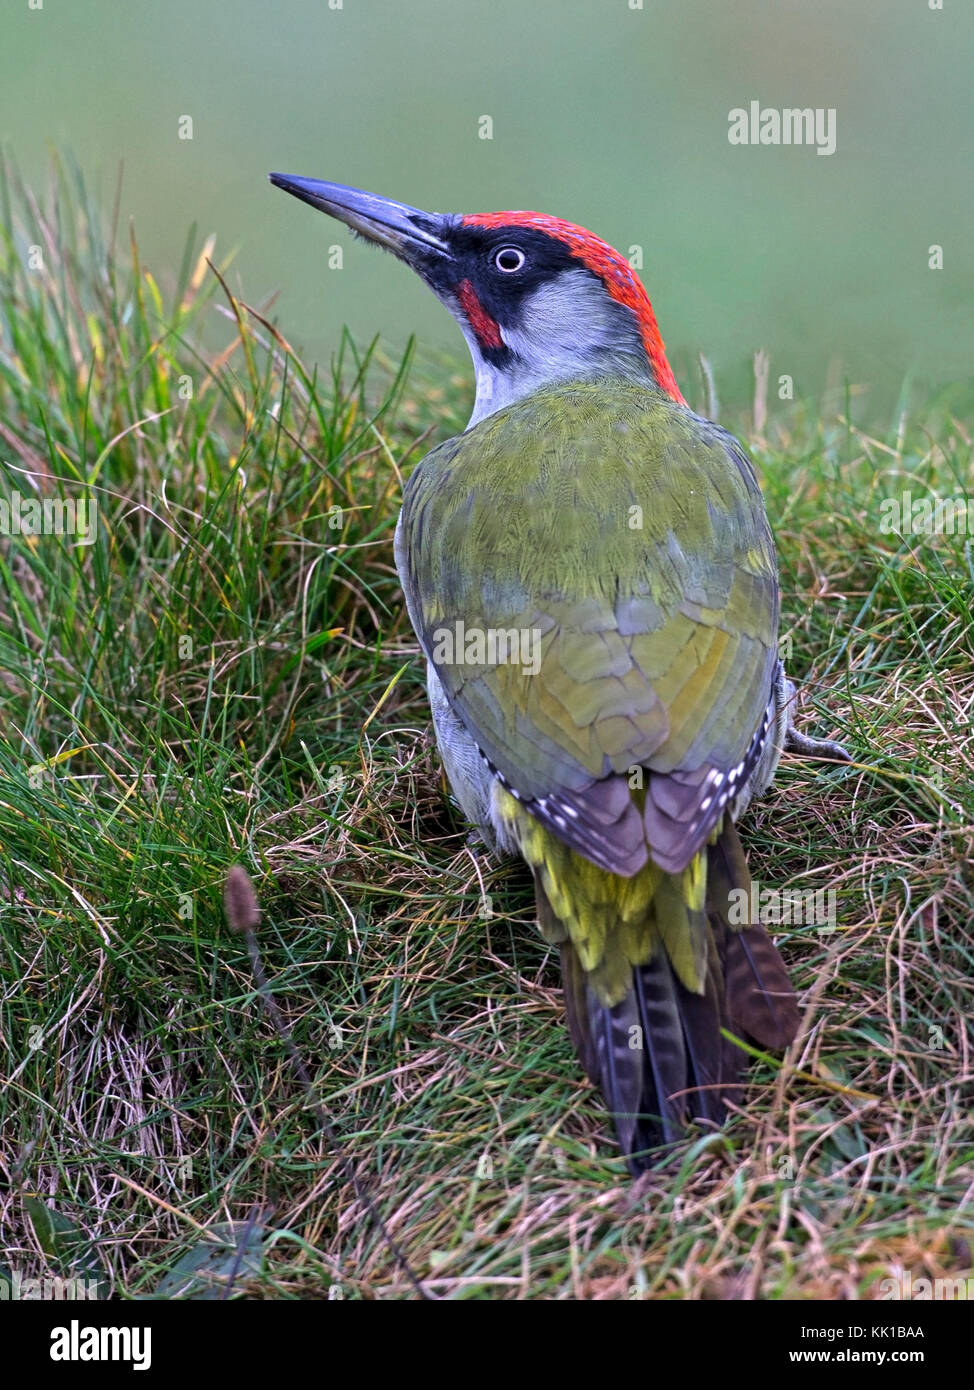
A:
<box><xmin>457</xmin><ymin>278</ymin><xmax>504</xmax><ymax>350</ymax></box>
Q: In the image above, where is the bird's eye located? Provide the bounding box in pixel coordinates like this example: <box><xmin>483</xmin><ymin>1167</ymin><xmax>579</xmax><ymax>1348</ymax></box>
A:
<box><xmin>493</xmin><ymin>247</ymin><xmax>525</xmax><ymax>273</ymax></box>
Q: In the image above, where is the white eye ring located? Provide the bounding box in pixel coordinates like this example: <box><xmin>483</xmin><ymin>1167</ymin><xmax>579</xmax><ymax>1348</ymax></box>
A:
<box><xmin>493</xmin><ymin>247</ymin><xmax>525</xmax><ymax>273</ymax></box>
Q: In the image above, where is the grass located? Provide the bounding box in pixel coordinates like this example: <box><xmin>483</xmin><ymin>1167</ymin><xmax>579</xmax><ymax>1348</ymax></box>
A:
<box><xmin>0</xmin><ymin>155</ymin><xmax>971</xmax><ymax>1300</ymax></box>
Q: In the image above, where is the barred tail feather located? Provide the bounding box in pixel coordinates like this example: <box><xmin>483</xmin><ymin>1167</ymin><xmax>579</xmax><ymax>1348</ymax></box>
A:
<box><xmin>554</xmin><ymin>817</ymin><xmax>800</xmax><ymax>1173</ymax></box>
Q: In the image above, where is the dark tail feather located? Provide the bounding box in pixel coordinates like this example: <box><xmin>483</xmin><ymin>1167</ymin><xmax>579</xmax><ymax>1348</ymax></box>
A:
<box><xmin>555</xmin><ymin>818</ymin><xmax>800</xmax><ymax>1174</ymax></box>
<box><xmin>561</xmin><ymin>939</ymin><xmax>726</xmax><ymax>1173</ymax></box>
<box><xmin>723</xmin><ymin>930</ymin><xmax>801</xmax><ymax>1047</ymax></box>
<box><xmin>707</xmin><ymin>818</ymin><xmax>801</xmax><ymax>1048</ymax></box>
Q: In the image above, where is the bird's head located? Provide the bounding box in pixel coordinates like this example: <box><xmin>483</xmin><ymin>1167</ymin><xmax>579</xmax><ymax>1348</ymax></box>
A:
<box><xmin>270</xmin><ymin>175</ymin><xmax>684</xmax><ymax>425</ymax></box>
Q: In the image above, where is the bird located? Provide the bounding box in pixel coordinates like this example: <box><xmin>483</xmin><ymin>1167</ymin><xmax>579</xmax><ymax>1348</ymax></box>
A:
<box><xmin>269</xmin><ymin>173</ymin><xmax>850</xmax><ymax>1174</ymax></box>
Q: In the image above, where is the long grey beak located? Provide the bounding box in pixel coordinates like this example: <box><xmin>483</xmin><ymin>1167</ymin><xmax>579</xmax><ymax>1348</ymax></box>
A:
<box><xmin>268</xmin><ymin>174</ymin><xmax>451</xmax><ymax>260</ymax></box>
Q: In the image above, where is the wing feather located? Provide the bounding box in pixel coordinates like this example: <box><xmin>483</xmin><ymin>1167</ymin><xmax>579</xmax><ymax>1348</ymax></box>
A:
<box><xmin>397</xmin><ymin>380</ymin><xmax>778</xmax><ymax>877</ymax></box>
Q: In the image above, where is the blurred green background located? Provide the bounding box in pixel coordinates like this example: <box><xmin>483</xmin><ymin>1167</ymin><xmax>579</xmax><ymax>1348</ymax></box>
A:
<box><xmin>2</xmin><ymin>0</ymin><xmax>971</xmax><ymax>410</ymax></box>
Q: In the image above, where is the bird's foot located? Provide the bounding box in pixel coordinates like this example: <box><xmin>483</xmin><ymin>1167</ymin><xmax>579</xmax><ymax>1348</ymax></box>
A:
<box><xmin>784</xmin><ymin>726</ymin><xmax>852</xmax><ymax>762</ymax></box>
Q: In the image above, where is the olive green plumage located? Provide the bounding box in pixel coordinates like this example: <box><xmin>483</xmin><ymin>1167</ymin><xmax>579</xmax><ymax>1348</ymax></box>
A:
<box><xmin>396</xmin><ymin>377</ymin><xmax>798</xmax><ymax>1169</ymax></box>
<box><xmin>397</xmin><ymin>378</ymin><xmax>778</xmax><ymax>871</ymax></box>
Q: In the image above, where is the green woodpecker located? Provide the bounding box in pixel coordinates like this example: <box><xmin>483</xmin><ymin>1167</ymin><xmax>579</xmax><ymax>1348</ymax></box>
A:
<box><xmin>270</xmin><ymin>174</ymin><xmax>849</xmax><ymax>1173</ymax></box>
